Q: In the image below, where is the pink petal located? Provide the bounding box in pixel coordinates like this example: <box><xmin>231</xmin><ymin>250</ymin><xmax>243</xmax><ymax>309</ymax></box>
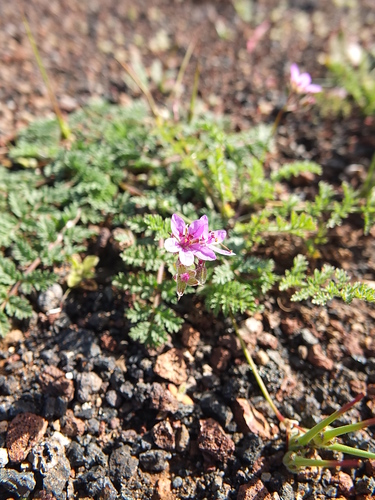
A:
<box><xmin>164</xmin><ymin>238</ymin><xmax>180</xmax><ymax>253</ymax></box>
<box><xmin>306</xmin><ymin>84</ymin><xmax>322</xmax><ymax>93</ymax></box>
<box><xmin>290</xmin><ymin>63</ymin><xmax>300</xmax><ymax>82</ymax></box>
<box><xmin>188</xmin><ymin>215</ymin><xmax>207</xmax><ymax>239</ymax></box>
<box><xmin>298</xmin><ymin>73</ymin><xmax>312</xmax><ymax>89</ymax></box>
<box><xmin>171</xmin><ymin>214</ymin><xmax>186</xmax><ymax>239</ymax></box>
<box><xmin>192</xmin><ymin>246</ymin><xmax>216</xmax><ymax>261</ymax></box>
<box><xmin>208</xmin><ymin>229</ymin><xmax>227</xmax><ymax>244</ymax></box>
<box><xmin>179</xmin><ymin>249</ymin><xmax>195</xmax><ymax>266</ymax></box>
<box><xmin>209</xmin><ymin>245</ymin><xmax>234</xmax><ymax>256</ymax></box>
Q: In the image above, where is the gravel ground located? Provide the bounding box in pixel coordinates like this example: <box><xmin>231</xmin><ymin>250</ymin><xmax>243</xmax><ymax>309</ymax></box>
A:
<box><xmin>1</xmin><ymin>1</ymin><xmax>375</xmax><ymax>499</ymax></box>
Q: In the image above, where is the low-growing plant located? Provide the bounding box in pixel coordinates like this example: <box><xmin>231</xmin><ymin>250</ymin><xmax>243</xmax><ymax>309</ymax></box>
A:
<box><xmin>2</xmin><ymin>59</ymin><xmax>375</xmax><ymax>473</ymax></box>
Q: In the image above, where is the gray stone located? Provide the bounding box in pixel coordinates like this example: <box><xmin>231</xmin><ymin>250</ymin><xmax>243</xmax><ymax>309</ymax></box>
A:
<box><xmin>0</xmin><ymin>447</ymin><xmax>9</xmax><ymax>467</ymax></box>
<box><xmin>139</xmin><ymin>450</ymin><xmax>171</xmax><ymax>472</ymax></box>
<box><xmin>85</xmin><ymin>442</ymin><xmax>108</xmax><ymax>468</ymax></box>
<box><xmin>299</xmin><ymin>328</ymin><xmax>319</xmax><ymax>346</ymax></box>
<box><xmin>279</xmin><ymin>482</ymin><xmax>295</xmax><ymax>500</ymax></box>
<box><xmin>172</xmin><ymin>476</ymin><xmax>183</xmax><ymax>488</ymax></box>
<box><xmin>29</xmin><ymin>439</ymin><xmax>71</xmax><ymax>500</ymax></box>
<box><xmin>109</xmin><ymin>445</ymin><xmax>139</xmax><ymax>487</ymax></box>
<box><xmin>79</xmin><ymin>466</ymin><xmax>118</xmax><ymax>500</ymax></box>
<box><xmin>67</xmin><ymin>441</ymin><xmax>86</xmax><ymax>467</ymax></box>
<box><xmin>37</xmin><ymin>283</ymin><xmax>63</xmax><ymax>312</ymax></box>
<box><xmin>76</xmin><ymin>371</ymin><xmax>102</xmax><ymax>402</ymax></box>
<box><xmin>105</xmin><ymin>389</ymin><xmax>123</xmax><ymax>408</ymax></box>
<box><xmin>0</xmin><ymin>468</ymin><xmax>36</xmax><ymax>497</ymax></box>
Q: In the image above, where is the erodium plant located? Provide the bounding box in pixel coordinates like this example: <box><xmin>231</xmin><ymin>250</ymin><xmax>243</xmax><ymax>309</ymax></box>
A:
<box><xmin>3</xmin><ymin>58</ymin><xmax>375</xmax><ymax>471</ymax></box>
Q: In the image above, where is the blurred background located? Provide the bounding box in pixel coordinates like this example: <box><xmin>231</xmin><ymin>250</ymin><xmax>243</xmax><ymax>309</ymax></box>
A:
<box><xmin>0</xmin><ymin>0</ymin><xmax>374</xmax><ymax>138</ymax></box>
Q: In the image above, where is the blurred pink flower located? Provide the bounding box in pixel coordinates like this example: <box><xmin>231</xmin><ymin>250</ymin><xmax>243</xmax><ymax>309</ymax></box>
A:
<box><xmin>290</xmin><ymin>63</ymin><xmax>322</xmax><ymax>94</ymax></box>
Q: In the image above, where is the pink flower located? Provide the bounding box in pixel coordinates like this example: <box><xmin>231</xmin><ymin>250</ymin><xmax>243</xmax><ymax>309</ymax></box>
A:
<box><xmin>290</xmin><ymin>63</ymin><xmax>322</xmax><ymax>94</ymax></box>
<box><xmin>164</xmin><ymin>214</ymin><xmax>209</xmax><ymax>266</ymax></box>
<box><xmin>164</xmin><ymin>214</ymin><xmax>234</xmax><ymax>266</ymax></box>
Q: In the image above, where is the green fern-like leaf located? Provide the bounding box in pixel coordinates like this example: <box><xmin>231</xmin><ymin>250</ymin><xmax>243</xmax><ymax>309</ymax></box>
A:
<box><xmin>271</xmin><ymin>161</ymin><xmax>322</xmax><ymax>182</ymax></box>
<box><xmin>5</xmin><ymin>295</ymin><xmax>33</xmax><ymax>320</ymax></box>
<box><xmin>0</xmin><ymin>311</ymin><xmax>10</xmax><ymax>337</ymax></box>
<box><xmin>129</xmin><ymin>321</ymin><xmax>169</xmax><ymax>347</ymax></box>
<box><xmin>201</xmin><ymin>281</ymin><xmax>258</xmax><ymax>316</ymax></box>
<box><xmin>280</xmin><ymin>254</ymin><xmax>309</xmax><ymax>291</ymax></box>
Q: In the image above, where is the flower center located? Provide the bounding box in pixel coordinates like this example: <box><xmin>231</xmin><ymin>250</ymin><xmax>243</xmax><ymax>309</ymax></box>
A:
<box><xmin>180</xmin><ymin>272</ymin><xmax>191</xmax><ymax>283</ymax></box>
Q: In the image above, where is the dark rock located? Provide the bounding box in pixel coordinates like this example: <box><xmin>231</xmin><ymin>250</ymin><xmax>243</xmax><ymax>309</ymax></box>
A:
<box><xmin>76</xmin><ymin>466</ymin><xmax>117</xmax><ymax>499</ymax></box>
<box><xmin>299</xmin><ymin>328</ymin><xmax>319</xmax><ymax>346</ymax></box>
<box><xmin>56</xmin><ymin>329</ymin><xmax>101</xmax><ymax>358</ymax></box>
<box><xmin>0</xmin><ymin>398</ymin><xmax>13</xmax><ymax>420</ymax></box>
<box><xmin>110</xmin><ymin>369</ymin><xmax>126</xmax><ymax>389</ymax></box>
<box><xmin>87</xmin><ymin>312</ymin><xmax>109</xmax><ymax>331</ymax></box>
<box><xmin>76</xmin><ymin>371</ymin><xmax>102</xmax><ymax>402</ymax></box>
<box><xmin>139</xmin><ymin>358</ymin><xmax>153</xmax><ymax>378</ymax></box>
<box><xmin>0</xmin><ymin>469</ymin><xmax>36</xmax><ymax>497</ymax></box>
<box><xmin>0</xmin><ymin>375</ymin><xmax>20</xmax><ymax>394</ymax></box>
<box><xmin>200</xmin><ymin>392</ymin><xmax>233</xmax><ymax>428</ymax></box>
<box><xmin>131</xmin><ymin>437</ymin><xmax>152</xmax><ymax>455</ymax></box>
<box><xmin>40</xmin><ymin>349</ymin><xmax>60</xmax><ymax>365</ymax></box>
<box><xmin>86</xmin><ymin>474</ymin><xmax>117</xmax><ymax>500</ymax></box>
<box><xmin>29</xmin><ymin>439</ymin><xmax>71</xmax><ymax>500</ymax></box>
<box><xmin>174</xmin><ymin>403</ymin><xmax>195</xmax><ymax>420</ymax></box>
<box><xmin>109</xmin><ymin>445</ymin><xmax>138</xmax><ymax>487</ymax></box>
<box><xmin>99</xmin><ymin>407</ymin><xmax>118</xmax><ymax>423</ymax></box>
<box><xmin>139</xmin><ymin>449</ymin><xmax>171</xmax><ymax>472</ymax></box>
<box><xmin>68</xmin><ymin>441</ymin><xmax>86</xmax><ymax>467</ymax></box>
<box><xmin>236</xmin><ymin>433</ymin><xmax>264</xmax><ymax>466</ymax></box>
<box><xmin>42</xmin><ymin>396</ymin><xmax>68</xmax><ymax>419</ymax></box>
<box><xmin>73</xmin><ymin>404</ymin><xmax>95</xmax><ymax>419</ymax></box>
<box><xmin>279</xmin><ymin>482</ymin><xmax>295</xmax><ymax>500</ymax></box>
<box><xmin>93</xmin><ymin>355</ymin><xmax>116</xmax><ymax>375</ymax></box>
<box><xmin>85</xmin><ymin>442</ymin><xmax>108</xmax><ymax>468</ymax></box>
<box><xmin>355</xmin><ymin>476</ymin><xmax>375</xmax><ymax>495</ymax></box>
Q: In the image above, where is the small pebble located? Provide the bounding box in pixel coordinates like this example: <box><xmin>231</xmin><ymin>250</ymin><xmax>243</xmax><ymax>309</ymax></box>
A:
<box><xmin>0</xmin><ymin>447</ymin><xmax>9</xmax><ymax>467</ymax></box>
<box><xmin>172</xmin><ymin>476</ymin><xmax>183</xmax><ymax>488</ymax></box>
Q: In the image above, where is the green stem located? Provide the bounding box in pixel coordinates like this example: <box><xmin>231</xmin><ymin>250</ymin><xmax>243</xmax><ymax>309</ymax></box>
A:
<box><xmin>230</xmin><ymin>311</ymin><xmax>285</xmax><ymax>422</ymax></box>
<box><xmin>296</xmin><ymin>393</ymin><xmax>364</xmax><ymax>447</ymax></box>
<box><xmin>322</xmin><ymin>417</ymin><xmax>375</xmax><ymax>443</ymax></box>
<box><xmin>324</xmin><ymin>443</ymin><xmax>375</xmax><ymax>460</ymax></box>
<box><xmin>284</xmin><ymin>451</ymin><xmax>360</xmax><ymax>470</ymax></box>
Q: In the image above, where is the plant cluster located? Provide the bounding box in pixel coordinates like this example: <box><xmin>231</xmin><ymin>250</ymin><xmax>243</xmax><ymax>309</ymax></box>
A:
<box><xmin>1</xmin><ymin>60</ymin><xmax>375</xmax><ymax>472</ymax></box>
